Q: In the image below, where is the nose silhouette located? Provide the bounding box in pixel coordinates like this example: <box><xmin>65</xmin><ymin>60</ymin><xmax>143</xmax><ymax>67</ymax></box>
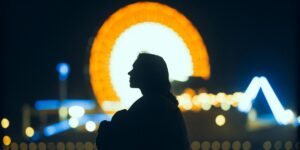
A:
<box><xmin>128</xmin><ymin>69</ymin><xmax>133</xmax><ymax>76</ymax></box>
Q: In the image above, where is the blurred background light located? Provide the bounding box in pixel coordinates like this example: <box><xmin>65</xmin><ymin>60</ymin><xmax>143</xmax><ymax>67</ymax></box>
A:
<box><xmin>44</xmin><ymin>120</ymin><xmax>70</xmax><ymax>136</ymax></box>
<box><xmin>263</xmin><ymin>141</ymin><xmax>272</xmax><ymax>150</ymax></box>
<box><xmin>57</xmin><ymin>142</ymin><xmax>65</xmax><ymax>150</ymax></box>
<box><xmin>68</xmin><ymin>118</ymin><xmax>79</xmax><ymax>128</ymax></box>
<box><xmin>232</xmin><ymin>141</ymin><xmax>241</xmax><ymax>150</ymax></box>
<box><xmin>110</xmin><ymin>22</ymin><xmax>193</xmax><ymax>108</ymax></box>
<box><xmin>90</xmin><ymin>2</ymin><xmax>210</xmax><ymax>113</ymax></box>
<box><xmin>1</xmin><ymin>118</ymin><xmax>10</xmax><ymax>129</ymax></box>
<box><xmin>102</xmin><ymin>101</ymin><xmax>123</xmax><ymax>113</ymax></box>
<box><xmin>284</xmin><ymin>141</ymin><xmax>293</xmax><ymax>150</ymax></box>
<box><xmin>66</xmin><ymin>142</ymin><xmax>75</xmax><ymax>150</ymax></box>
<box><xmin>29</xmin><ymin>142</ymin><xmax>37</xmax><ymax>150</ymax></box>
<box><xmin>238</xmin><ymin>76</ymin><xmax>296</xmax><ymax>125</ymax></box>
<box><xmin>238</xmin><ymin>77</ymin><xmax>260</xmax><ymax>112</ymax></box>
<box><xmin>59</xmin><ymin>107</ymin><xmax>68</xmax><ymax>118</ymax></box>
<box><xmin>68</xmin><ymin>106</ymin><xmax>85</xmax><ymax>118</ymax></box>
<box><xmin>20</xmin><ymin>142</ymin><xmax>28</xmax><ymax>150</ymax></box>
<box><xmin>221</xmin><ymin>141</ymin><xmax>231</xmax><ymax>150</ymax></box>
<box><xmin>11</xmin><ymin>142</ymin><xmax>18</xmax><ymax>150</ymax></box>
<box><xmin>259</xmin><ymin>77</ymin><xmax>292</xmax><ymax>125</ymax></box>
<box><xmin>3</xmin><ymin>135</ymin><xmax>11</xmax><ymax>146</ymax></box>
<box><xmin>35</xmin><ymin>99</ymin><xmax>96</xmax><ymax>111</ymax></box>
<box><xmin>201</xmin><ymin>141</ymin><xmax>210</xmax><ymax>150</ymax></box>
<box><xmin>274</xmin><ymin>141</ymin><xmax>283</xmax><ymax>150</ymax></box>
<box><xmin>191</xmin><ymin>141</ymin><xmax>200</xmax><ymax>150</ymax></box>
<box><xmin>242</xmin><ymin>141</ymin><xmax>251</xmax><ymax>150</ymax></box>
<box><xmin>43</xmin><ymin>114</ymin><xmax>111</xmax><ymax>136</ymax></box>
<box><xmin>220</xmin><ymin>102</ymin><xmax>231</xmax><ymax>111</ymax></box>
<box><xmin>212</xmin><ymin>141</ymin><xmax>221</xmax><ymax>150</ymax></box>
<box><xmin>85</xmin><ymin>121</ymin><xmax>96</xmax><ymax>132</ymax></box>
<box><xmin>25</xmin><ymin>127</ymin><xmax>35</xmax><ymax>137</ymax></box>
<box><xmin>56</xmin><ymin>63</ymin><xmax>70</xmax><ymax>81</ymax></box>
<box><xmin>215</xmin><ymin>114</ymin><xmax>226</xmax><ymax>126</ymax></box>
<box><xmin>38</xmin><ymin>142</ymin><xmax>46</xmax><ymax>150</ymax></box>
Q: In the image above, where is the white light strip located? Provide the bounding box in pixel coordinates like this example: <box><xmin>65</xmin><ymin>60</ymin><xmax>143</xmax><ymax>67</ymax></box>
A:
<box><xmin>238</xmin><ymin>77</ymin><xmax>261</xmax><ymax>112</ymax></box>
<box><xmin>259</xmin><ymin>77</ymin><xmax>287</xmax><ymax>124</ymax></box>
<box><xmin>238</xmin><ymin>76</ymin><xmax>295</xmax><ymax>125</ymax></box>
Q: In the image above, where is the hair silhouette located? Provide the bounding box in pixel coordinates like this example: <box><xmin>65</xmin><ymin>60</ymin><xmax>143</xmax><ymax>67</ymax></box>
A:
<box><xmin>128</xmin><ymin>53</ymin><xmax>178</xmax><ymax>105</ymax></box>
<box><xmin>97</xmin><ymin>53</ymin><xmax>189</xmax><ymax>150</ymax></box>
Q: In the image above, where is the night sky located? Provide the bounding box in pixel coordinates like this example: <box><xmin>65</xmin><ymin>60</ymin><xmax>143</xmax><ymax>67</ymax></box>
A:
<box><xmin>1</xmin><ymin>0</ymin><xmax>299</xmax><ymax>136</ymax></box>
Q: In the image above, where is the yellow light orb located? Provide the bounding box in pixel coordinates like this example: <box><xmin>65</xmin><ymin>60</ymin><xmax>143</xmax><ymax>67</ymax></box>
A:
<box><xmin>89</xmin><ymin>2</ymin><xmax>210</xmax><ymax>113</ymax></box>
<box><xmin>25</xmin><ymin>127</ymin><xmax>35</xmax><ymax>137</ymax></box>
<box><xmin>1</xmin><ymin>118</ymin><xmax>9</xmax><ymax>129</ymax></box>
<box><xmin>3</xmin><ymin>135</ymin><xmax>11</xmax><ymax>146</ymax></box>
<box><xmin>220</xmin><ymin>102</ymin><xmax>231</xmax><ymax>111</ymax></box>
<box><xmin>215</xmin><ymin>114</ymin><xmax>226</xmax><ymax>126</ymax></box>
<box><xmin>59</xmin><ymin>107</ymin><xmax>68</xmax><ymax>118</ymax></box>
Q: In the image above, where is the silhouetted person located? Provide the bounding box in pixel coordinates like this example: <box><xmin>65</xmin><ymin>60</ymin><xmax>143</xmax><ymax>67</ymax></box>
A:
<box><xmin>96</xmin><ymin>53</ymin><xmax>190</xmax><ymax>150</ymax></box>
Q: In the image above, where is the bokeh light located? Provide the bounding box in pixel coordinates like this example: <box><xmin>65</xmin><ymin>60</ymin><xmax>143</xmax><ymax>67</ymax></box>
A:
<box><xmin>191</xmin><ymin>141</ymin><xmax>200</xmax><ymax>150</ymax></box>
<box><xmin>68</xmin><ymin>106</ymin><xmax>85</xmax><ymax>118</ymax></box>
<box><xmin>242</xmin><ymin>141</ymin><xmax>251</xmax><ymax>150</ymax></box>
<box><xmin>10</xmin><ymin>142</ymin><xmax>18</xmax><ymax>150</ymax></box>
<box><xmin>25</xmin><ymin>127</ymin><xmax>35</xmax><ymax>137</ymax></box>
<box><xmin>284</xmin><ymin>141</ymin><xmax>293</xmax><ymax>150</ymax></box>
<box><xmin>201</xmin><ymin>141</ymin><xmax>210</xmax><ymax>150</ymax></box>
<box><xmin>221</xmin><ymin>141</ymin><xmax>231</xmax><ymax>150</ymax></box>
<box><xmin>29</xmin><ymin>142</ymin><xmax>37</xmax><ymax>150</ymax></box>
<box><xmin>38</xmin><ymin>142</ymin><xmax>46</xmax><ymax>150</ymax></box>
<box><xmin>85</xmin><ymin>121</ymin><xmax>96</xmax><ymax>132</ymax></box>
<box><xmin>56</xmin><ymin>63</ymin><xmax>70</xmax><ymax>80</ymax></box>
<box><xmin>3</xmin><ymin>135</ymin><xmax>11</xmax><ymax>146</ymax></box>
<box><xmin>1</xmin><ymin>118</ymin><xmax>10</xmax><ymax>129</ymax></box>
<box><xmin>59</xmin><ymin>107</ymin><xmax>68</xmax><ymax>118</ymax></box>
<box><xmin>211</xmin><ymin>141</ymin><xmax>220</xmax><ymax>150</ymax></box>
<box><xmin>232</xmin><ymin>141</ymin><xmax>241</xmax><ymax>150</ymax></box>
<box><xmin>20</xmin><ymin>142</ymin><xmax>28</xmax><ymax>150</ymax></box>
<box><xmin>68</xmin><ymin>118</ymin><xmax>79</xmax><ymax>128</ymax></box>
<box><xmin>90</xmin><ymin>2</ymin><xmax>210</xmax><ymax>112</ymax></box>
<box><xmin>215</xmin><ymin>115</ymin><xmax>226</xmax><ymax>126</ymax></box>
<box><xmin>263</xmin><ymin>141</ymin><xmax>272</xmax><ymax>150</ymax></box>
<box><xmin>274</xmin><ymin>141</ymin><xmax>282</xmax><ymax>150</ymax></box>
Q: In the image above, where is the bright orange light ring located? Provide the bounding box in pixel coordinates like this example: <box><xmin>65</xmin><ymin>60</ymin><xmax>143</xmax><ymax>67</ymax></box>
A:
<box><xmin>90</xmin><ymin>2</ymin><xmax>210</xmax><ymax>111</ymax></box>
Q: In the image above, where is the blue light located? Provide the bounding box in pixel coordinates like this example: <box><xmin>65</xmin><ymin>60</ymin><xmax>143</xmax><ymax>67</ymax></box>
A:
<box><xmin>44</xmin><ymin>120</ymin><xmax>70</xmax><ymax>136</ymax></box>
<box><xmin>43</xmin><ymin>114</ymin><xmax>112</xmax><ymax>136</ymax></box>
<box><xmin>85</xmin><ymin>114</ymin><xmax>112</xmax><ymax>123</ymax></box>
<box><xmin>62</xmin><ymin>99</ymin><xmax>96</xmax><ymax>109</ymax></box>
<box><xmin>30</xmin><ymin>132</ymin><xmax>41</xmax><ymax>141</ymax></box>
<box><xmin>56</xmin><ymin>63</ymin><xmax>70</xmax><ymax>80</ymax></box>
<box><xmin>35</xmin><ymin>99</ymin><xmax>97</xmax><ymax>110</ymax></box>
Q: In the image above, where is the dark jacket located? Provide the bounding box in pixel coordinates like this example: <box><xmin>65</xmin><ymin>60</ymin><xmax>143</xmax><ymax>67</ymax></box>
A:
<box><xmin>97</xmin><ymin>94</ymin><xmax>190</xmax><ymax>150</ymax></box>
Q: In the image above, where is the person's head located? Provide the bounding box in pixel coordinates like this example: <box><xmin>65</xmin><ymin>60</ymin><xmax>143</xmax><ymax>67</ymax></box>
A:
<box><xmin>128</xmin><ymin>53</ymin><xmax>171</xmax><ymax>93</ymax></box>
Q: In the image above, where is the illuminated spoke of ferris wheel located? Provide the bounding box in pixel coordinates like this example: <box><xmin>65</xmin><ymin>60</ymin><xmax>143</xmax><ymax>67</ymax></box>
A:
<box><xmin>259</xmin><ymin>77</ymin><xmax>293</xmax><ymax>125</ymax></box>
<box><xmin>238</xmin><ymin>77</ymin><xmax>261</xmax><ymax>113</ymax></box>
<box><xmin>238</xmin><ymin>76</ymin><xmax>294</xmax><ymax>125</ymax></box>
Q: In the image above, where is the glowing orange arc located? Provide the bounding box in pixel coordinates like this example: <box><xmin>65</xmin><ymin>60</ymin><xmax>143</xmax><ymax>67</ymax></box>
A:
<box><xmin>89</xmin><ymin>2</ymin><xmax>210</xmax><ymax>112</ymax></box>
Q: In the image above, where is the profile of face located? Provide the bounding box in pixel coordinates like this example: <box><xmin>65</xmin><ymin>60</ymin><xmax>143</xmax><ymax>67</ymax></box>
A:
<box><xmin>128</xmin><ymin>53</ymin><xmax>171</xmax><ymax>92</ymax></box>
<box><xmin>128</xmin><ymin>61</ymin><xmax>142</xmax><ymax>88</ymax></box>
